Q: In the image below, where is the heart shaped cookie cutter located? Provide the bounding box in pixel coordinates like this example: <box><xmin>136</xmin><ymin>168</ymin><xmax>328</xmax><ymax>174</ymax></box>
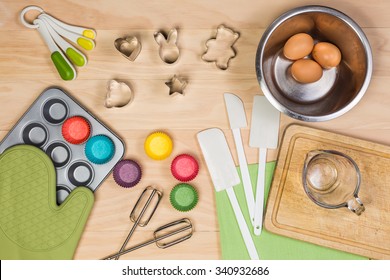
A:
<box><xmin>114</xmin><ymin>36</ymin><xmax>142</xmax><ymax>61</ymax></box>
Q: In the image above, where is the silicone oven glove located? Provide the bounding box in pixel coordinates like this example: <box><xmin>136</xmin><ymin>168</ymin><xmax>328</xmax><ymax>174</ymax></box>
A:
<box><xmin>0</xmin><ymin>145</ymin><xmax>94</xmax><ymax>259</ymax></box>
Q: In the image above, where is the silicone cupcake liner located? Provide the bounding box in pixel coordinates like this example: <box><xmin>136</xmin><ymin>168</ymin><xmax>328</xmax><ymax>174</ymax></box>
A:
<box><xmin>85</xmin><ymin>134</ymin><xmax>115</xmax><ymax>164</ymax></box>
<box><xmin>62</xmin><ymin>116</ymin><xmax>91</xmax><ymax>145</ymax></box>
<box><xmin>144</xmin><ymin>131</ymin><xmax>173</xmax><ymax>160</ymax></box>
<box><xmin>113</xmin><ymin>159</ymin><xmax>142</xmax><ymax>188</ymax></box>
<box><xmin>170</xmin><ymin>183</ymin><xmax>199</xmax><ymax>212</ymax></box>
<box><xmin>171</xmin><ymin>154</ymin><xmax>199</xmax><ymax>182</ymax></box>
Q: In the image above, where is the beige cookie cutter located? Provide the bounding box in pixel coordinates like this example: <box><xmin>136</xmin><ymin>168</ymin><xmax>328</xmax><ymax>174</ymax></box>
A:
<box><xmin>154</xmin><ymin>28</ymin><xmax>180</xmax><ymax>64</ymax></box>
<box><xmin>165</xmin><ymin>75</ymin><xmax>187</xmax><ymax>96</ymax></box>
<box><xmin>105</xmin><ymin>80</ymin><xmax>133</xmax><ymax>108</ymax></box>
<box><xmin>114</xmin><ymin>36</ymin><xmax>142</xmax><ymax>61</ymax></box>
<box><xmin>202</xmin><ymin>25</ymin><xmax>240</xmax><ymax>70</ymax></box>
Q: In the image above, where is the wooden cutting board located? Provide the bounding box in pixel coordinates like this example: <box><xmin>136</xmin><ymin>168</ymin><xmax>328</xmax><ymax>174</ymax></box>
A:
<box><xmin>265</xmin><ymin>124</ymin><xmax>390</xmax><ymax>260</ymax></box>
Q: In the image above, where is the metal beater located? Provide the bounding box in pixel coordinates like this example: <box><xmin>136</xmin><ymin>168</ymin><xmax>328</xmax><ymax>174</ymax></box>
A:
<box><xmin>114</xmin><ymin>186</ymin><xmax>163</xmax><ymax>260</ymax></box>
<box><xmin>103</xmin><ymin>218</ymin><xmax>194</xmax><ymax>260</ymax></box>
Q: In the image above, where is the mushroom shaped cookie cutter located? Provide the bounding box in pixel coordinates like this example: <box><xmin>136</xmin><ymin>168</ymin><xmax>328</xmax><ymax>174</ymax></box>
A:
<box><xmin>105</xmin><ymin>80</ymin><xmax>133</xmax><ymax>108</ymax></box>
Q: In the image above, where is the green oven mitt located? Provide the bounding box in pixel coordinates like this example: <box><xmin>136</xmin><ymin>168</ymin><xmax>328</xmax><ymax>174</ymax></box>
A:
<box><xmin>0</xmin><ymin>145</ymin><xmax>94</xmax><ymax>259</ymax></box>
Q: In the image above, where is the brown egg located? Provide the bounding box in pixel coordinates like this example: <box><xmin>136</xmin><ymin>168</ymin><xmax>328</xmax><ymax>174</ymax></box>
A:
<box><xmin>283</xmin><ymin>33</ymin><xmax>314</xmax><ymax>60</ymax></box>
<box><xmin>312</xmin><ymin>42</ymin><xmax>342</xmax><ymax>69</ymax></box>
<box><xmin>291</xmin><ymin>59</ymin><xmax>323</xmax><ymax>84</ymax></box>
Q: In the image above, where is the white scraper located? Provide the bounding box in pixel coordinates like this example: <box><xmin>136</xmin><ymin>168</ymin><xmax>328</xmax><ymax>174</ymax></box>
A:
<box><xmin>249</xmin><ymin>96</ymin><xmax>280</xmax><ymax>236</ymax></box>
<box><xmin>197</xmin><ymin>128</ymin><xmax>259</xmax><ymax>260</ymax></box>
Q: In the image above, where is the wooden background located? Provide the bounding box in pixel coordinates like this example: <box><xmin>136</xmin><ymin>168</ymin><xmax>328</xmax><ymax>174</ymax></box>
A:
<box><xmin>1</xmin><ymin>0</ymin><xmax>389</xmax><ymax>259</ymax></box>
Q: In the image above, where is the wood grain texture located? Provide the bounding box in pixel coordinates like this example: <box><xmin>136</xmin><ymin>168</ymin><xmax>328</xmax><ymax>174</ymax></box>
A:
<box><xmin>265</xmin><ymin>125</ymin><xmax>390</xmax><ymax>260</ymax></box>
<box><xmin>0</xmin><ymin>0</ymin><xmax>388</xmax><ymax>29</ymax></box>
<box><xmin>1</xmin><ymin>0</ymin><xmax>390</xmax><ymax>260</ymax></box>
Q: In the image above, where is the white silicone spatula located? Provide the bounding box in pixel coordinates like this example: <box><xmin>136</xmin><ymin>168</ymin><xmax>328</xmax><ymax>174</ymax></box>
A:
<box><xmin>224</xmin><ymin>93</ymin><xmax>255</xmax><ymax>225</ymax></box>
<box><xmin>197</xmin><ymin>128</ymin><xmax>259</xmax><ymax>260</ymax></box>
<box><xmin>249</xmin><ymin>96</ymin><xmax>280</xmax><ymax>236</ymax></box>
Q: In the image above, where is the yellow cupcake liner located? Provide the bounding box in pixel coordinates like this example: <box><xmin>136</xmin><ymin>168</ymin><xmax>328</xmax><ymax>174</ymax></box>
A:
<box><xmin>144</xmin><ymin>131</ymin><xmax>173</xmax><ymax>160</ymax></box>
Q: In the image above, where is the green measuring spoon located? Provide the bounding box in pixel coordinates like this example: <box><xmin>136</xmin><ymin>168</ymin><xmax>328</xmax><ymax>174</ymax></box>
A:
<box><xmin>41</xmin><ymin>17</ymin><xmax>87</xmax><ymax>67</ymax></box>
<box><xmin>34</xmin><ymin>19</ymin><xmax>76</xmax><ymax>81</ymax></box>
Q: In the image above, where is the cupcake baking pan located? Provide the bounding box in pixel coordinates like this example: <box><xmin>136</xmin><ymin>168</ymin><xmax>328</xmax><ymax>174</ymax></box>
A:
<box><xmin>0</xmin><ymin>87</ymin><xmax>125</xmax><ymax>204</ymax></box>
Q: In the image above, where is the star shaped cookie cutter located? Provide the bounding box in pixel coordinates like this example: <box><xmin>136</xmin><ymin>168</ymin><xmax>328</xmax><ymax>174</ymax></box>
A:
<box><xmin>165</xmin><ymin>75</ymin><xmax>187</xmax><ymax>96</ymax></box>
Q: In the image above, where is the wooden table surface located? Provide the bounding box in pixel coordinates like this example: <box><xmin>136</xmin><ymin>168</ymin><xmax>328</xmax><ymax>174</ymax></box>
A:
<box><xmin>1</xmin><ymin>0</ymin><xmax>390</xmax><ymax>260</ymax></box>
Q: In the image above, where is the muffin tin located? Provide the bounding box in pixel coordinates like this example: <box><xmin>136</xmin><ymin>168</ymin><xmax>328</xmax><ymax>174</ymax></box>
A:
<box><xmin>0</xmin><ymin>87</ymin><xmax>125</xmax><ymax>204</ymax></box>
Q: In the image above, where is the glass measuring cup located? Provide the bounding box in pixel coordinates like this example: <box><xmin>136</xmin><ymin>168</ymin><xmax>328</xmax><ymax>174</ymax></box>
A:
<box><xmin>302</xmin><ymin>150</ymin><xmax>365</xmax><ymax>215</ymax></box>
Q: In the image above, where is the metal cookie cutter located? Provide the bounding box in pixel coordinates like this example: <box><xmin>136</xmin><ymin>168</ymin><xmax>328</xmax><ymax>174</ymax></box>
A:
<box><xmin>105</xmin><ymin>80</ymin><xmax>133</xmax><ymax>108</ymax></box>
<box><xmin>114</xmin><ymin>36</ymin><xmax>142</xmax><ymax>61</ymax></box>
<box><xmin>202</xmin><ymin>25</ymin><xmax>240</xmax><ymax>70</ymax></box>
<box><xmin>114</xmin><ymin>186</ymin><xmax>162</xmax><ymax>260</ymax></box>
<box><xmin>165</xmin><ymin>75</ymin><xmax>187</xmax><ymax>96</ymax></box>
<box><xmin>103</xmin><ymin>218</ymin><xmax>194</xmax><ymax>260</ymax></box>
<box><xmin>154</xmin><ymin>28</ymin><xmax>180</xmax><ymax>64</ymax></box>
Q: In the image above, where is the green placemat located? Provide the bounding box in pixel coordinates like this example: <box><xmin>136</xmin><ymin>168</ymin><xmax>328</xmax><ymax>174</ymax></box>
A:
<box><xmin>215</xmin><ymin>162</ymin><xmax>367</xmax><ymax>260</ymax></box>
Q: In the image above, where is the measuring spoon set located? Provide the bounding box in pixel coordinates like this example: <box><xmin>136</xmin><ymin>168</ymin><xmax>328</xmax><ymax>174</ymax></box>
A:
<box><xmin>20</xmin><ymin>6</ymin><xmax>96</xmax><ymax>81</ymax></box>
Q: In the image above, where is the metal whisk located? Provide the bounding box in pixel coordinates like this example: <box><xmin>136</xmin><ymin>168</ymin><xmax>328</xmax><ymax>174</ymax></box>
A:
<box><xmin>114</xmin><ymin>186</ymin><xmax>162</xmax><ymax>260</ymax></box>
<box><xmin>103</xmin><ymin>218</ymin><xmax>194</xmax><ymax>260</ymax></box>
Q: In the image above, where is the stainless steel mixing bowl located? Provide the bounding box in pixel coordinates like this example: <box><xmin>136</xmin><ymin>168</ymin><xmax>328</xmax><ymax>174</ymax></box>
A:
<box><xmin>255</xmin><ymin>5</ymin><xmax>373</xmax><ymax>121</ymax></box>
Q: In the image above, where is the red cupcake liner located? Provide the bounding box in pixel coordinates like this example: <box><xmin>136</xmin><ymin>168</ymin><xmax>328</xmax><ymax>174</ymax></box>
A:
<box><xmin>62</xmin><ymin>116</ymin><xmax>91</xmax><ymax>145</ymax></box>
<box><xmin>170</xmin><ymin>154</ymin><xmax>199</xmax><ymax>182</ymax></box>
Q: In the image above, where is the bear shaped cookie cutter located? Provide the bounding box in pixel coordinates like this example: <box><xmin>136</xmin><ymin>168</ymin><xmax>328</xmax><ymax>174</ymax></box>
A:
<box><xmin>202</xmin><ymin>25</ymin><xmax>240</xmax><ymax>70</ymax></box>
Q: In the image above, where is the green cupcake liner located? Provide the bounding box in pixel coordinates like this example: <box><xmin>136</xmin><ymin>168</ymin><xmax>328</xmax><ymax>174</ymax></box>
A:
<box><xmin>169</xmin><ymin>183</ymin><xmax>198</xmax><ymax>212</ymax></box>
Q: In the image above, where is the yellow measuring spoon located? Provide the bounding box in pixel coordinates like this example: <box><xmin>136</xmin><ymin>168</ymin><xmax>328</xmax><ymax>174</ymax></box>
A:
<box><xmin>38</xmin><ymin>14</ymin><xmax>95</xmax><ymax>51</ymax></box>
<box><xmin>39</xmin><ymin>13</ymin><xmax>96</xmax><ymax>40</ymax></box>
